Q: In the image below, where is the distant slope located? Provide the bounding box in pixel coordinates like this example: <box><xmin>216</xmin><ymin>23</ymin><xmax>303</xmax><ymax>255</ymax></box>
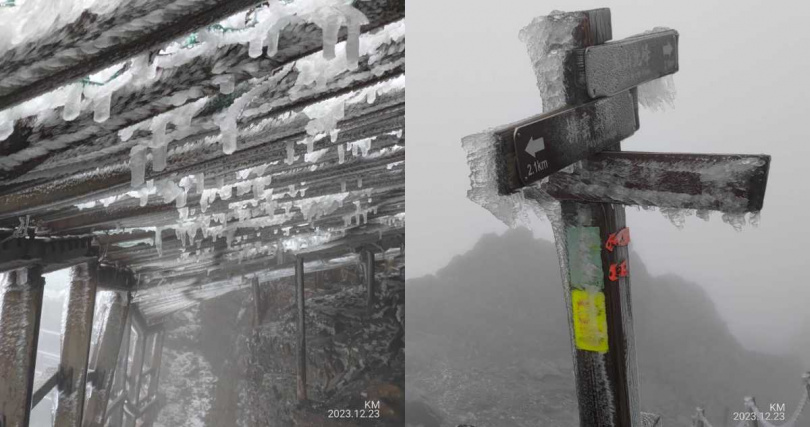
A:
<box><xmin>406</xmin><ymin>228</ymin><xmax>805</xmax><ymax>426</ymax></box>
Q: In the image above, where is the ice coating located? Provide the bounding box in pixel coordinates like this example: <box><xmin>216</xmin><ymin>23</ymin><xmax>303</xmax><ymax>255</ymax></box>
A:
<box><xmin>0</xmin><ymin>0</ymin><xmax>119</xmax><ymax>52</ymax></box>
<box><xmin>518</xmin><ymin>11</ymin><xmax>580</xmax><ymax>112</ymax></box>
<box><xmin>462</xmin><ymin>131</ymin><xmax>549</xmax><ymax>228</ymax></box>
<box><xmin>638</xmin><ymin>74</ymin><xmax>677</xmax><ymax>111</ymax></box>
<box><xmin>304</xmin><ymin>97</ymin><xmax>345</xmax><ymax>137</ymax></box>
<box><xmin>290</xmin><ymin>19</ymin><xmax>403</xmax><ymax>99</ymax></box>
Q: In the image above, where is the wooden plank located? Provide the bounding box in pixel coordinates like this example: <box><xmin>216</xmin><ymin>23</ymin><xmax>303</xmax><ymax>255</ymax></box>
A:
<box><xmin>0</xmin><ymin>266</ymin><xmax>45</xmax><ymax>427</ymax></box>
<box><xmin>578</xmin><ymin>29</ymin><xmax>679</xmax><ymax>98</ymax></box>
<box><xmin>544</xmin><ymin>151</ymin><xmax>771</xmax><ymax>214</ymax></box>
<box><xmin>54</xmin><ymin>262</ymin><xmax>98</xmax><ymax>427</ymax></box>
<box><xmin>295</xmin><ymin>256</ymin><xmax>307</xmax><ymax>402</ymax></box>
<box><xmin>512</xmin><ymin>90</ymin><xmax>639</xmax><ymax>185</ymax></box>
<box><xmin>82</xmin><ymin>292</ymin><xmax>130</xmax><ymax>427</ymax></box>
<box><xmin>0</xmin><ymin>0</ymin><xmax>262</xmax><ymax>112</ymax></box>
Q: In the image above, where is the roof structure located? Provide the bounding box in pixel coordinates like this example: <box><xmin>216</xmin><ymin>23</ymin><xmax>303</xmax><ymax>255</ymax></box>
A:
<box><xmin>0</xmin><ymin>0</ymin><xmax>406</xmax><ymax>325</ymax></box>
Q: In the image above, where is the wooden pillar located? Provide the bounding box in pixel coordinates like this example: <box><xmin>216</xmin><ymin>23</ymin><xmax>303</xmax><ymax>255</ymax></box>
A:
<box><xmin>560</xmin><ymin>202</ymin><xmax>639</xmax><ymax>426</ymax></box>
<box><xmin>82</xmin><ymin>292</ymin><xmax>130</xmax><ymax>427</ymax></box>
<box><xmin>55</xmin><ymin>262</ymin><xmax>98</xmax><ymax>427</ymax></box>
<box><xmin>106</xmin><ymin>314</ymin><xmax>132</xmax><ymax>427</ymax></box>
<box><xmin>365</xmin><ymin>249</ymin><xmax>376</xmax><ymax>311</ymax></box>
<box><xmin>140</xmin><ymin>329</ymin><xmax>165</xmax><ymax>427</ymax></box>
<box><xmin>251</xmin><ymin>277</ymin><xmax>262</xmax><ymax>328</ymax></box>
<box><xmin>0</xmin><ymin>266</ymin><xmax>45</xmax><ymax>427</ymax></box>
<box><xmin>295</xmin><ymin>256</ymin><xmax>307</xmax><ymax>402</ymax></box>
<box><xmin>123</xmin><ymin>323</ymin><xmax>147</xmax><ymax>427</ymax></box>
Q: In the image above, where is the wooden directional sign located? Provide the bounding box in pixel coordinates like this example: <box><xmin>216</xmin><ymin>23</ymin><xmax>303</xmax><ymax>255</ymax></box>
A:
<box><xmin>576</xmin><ymin>29</ymin><xmax>680</xmax><ymax>98</ymax></box>
<box><xmin>513</xmin><ymin>89</ymin><xmax>639</xmax><ymax>185</ymax></box>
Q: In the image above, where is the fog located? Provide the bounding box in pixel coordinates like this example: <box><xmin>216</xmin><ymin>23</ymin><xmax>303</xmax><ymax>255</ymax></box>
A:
<box><xmin>406</xmin><ymin>0</ymin><xmax>810</xmax><ymax>356</ymax></box>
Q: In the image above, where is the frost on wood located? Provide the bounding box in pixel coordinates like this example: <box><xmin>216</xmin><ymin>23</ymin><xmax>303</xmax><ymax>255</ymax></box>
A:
<box><xmin>518</xmin><ymin>10</ymin><xmax>580</xmax><ymax>112</ymax></box>
<box><xmin>462</xmin><ymin>131</ymin><xmax>552</xmax><ymax>228</ymax></box>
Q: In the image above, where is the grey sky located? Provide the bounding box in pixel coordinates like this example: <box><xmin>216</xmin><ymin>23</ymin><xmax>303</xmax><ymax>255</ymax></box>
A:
<box><xmin>406</xmin><ymin>0</ymin><xmax>810</xmax><ymax>354</ymax></box>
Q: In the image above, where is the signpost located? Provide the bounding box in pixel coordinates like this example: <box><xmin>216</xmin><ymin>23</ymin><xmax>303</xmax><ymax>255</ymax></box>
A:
<box><xmin>465</xmin><ymin>8</ymin><xmax>771</xmax><ymax>427</ymax></box>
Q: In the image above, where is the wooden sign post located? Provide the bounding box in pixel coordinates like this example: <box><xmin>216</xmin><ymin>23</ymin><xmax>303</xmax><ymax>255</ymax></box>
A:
<box><xmin>465</xmin><ymin>8</ymin><xmax>770</xmax><ymax>427</ymax></box>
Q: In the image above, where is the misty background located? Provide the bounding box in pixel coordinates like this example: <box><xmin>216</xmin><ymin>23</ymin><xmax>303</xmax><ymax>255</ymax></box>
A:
<box><xmin>406</xmin><ymin>0</ymin><xmax>810</xmax><ymax>355</ymax></box>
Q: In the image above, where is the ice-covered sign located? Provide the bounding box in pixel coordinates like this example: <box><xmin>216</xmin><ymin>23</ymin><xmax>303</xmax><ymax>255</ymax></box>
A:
<box><xmin>577</xmin><ymin>29</ymin><xmax>679</xmax><ymax>99</ymax></box>
<box><xmin>513</xmin><ymin>89</ymin><xmax>638</xmax><ymax>185</ymax></box>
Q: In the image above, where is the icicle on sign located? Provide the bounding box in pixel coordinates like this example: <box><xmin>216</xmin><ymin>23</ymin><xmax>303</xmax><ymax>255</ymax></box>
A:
<box><xmin>566</xmin><ymin>226</ymin><xmax>609</xmax><ymax>353</ymax></box>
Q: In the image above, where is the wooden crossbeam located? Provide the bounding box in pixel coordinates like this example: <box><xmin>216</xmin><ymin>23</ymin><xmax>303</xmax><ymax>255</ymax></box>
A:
<box><xmin>0</xmin><ymin>0</ymin><xmax>263</xmax><ymax>112</ymax></box>
<box><xmin>102</xmin><ymin>196</ymin><xmax>404</xmax><ymax>281</ymax></box>
<box><xmin>0</xmin><ymin>236</ymin><xmax>96</xmax><ymax>273</ymax></box>
<box><xmin>543</xmin><ymin>151</ymin><xmax>770</xmax><ymax>214</ymax></box>
<box><xmin>39</xmin><ymin>142</ymin><xmax>404</xmax><ymax>235</ymax></box>
<box><xmin>0</xmin><ymin>266</ymin><xmax>45</xmax><ymax>427</ymax></box>
<box><xmin>54</xmin><ymin>262</ymin><xmax>98</xmax><ymax>427</ymax></box>
<box><xmin>31</xmin><ymin>369</ymin><xmax>59</xmax><ymax>409</ymax></box>
<box><xmin>0</xmin><ymin>90</ymin><xmax>404</xmax><ymax>221</ymax></box>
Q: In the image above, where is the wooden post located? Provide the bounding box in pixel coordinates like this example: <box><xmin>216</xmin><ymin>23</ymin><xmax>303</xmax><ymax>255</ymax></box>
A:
<box><xmin>107</xmin><ymin>314</ymin><xmax>132</xmax><ymax>427</ymax></box>
<box><xmin>365</xmin><ymin>249</ymin><xmax>376</xmax><ymax>312</ymax></box>
<box><xmin>55</xmin><ymin>262</ymin><xmax>98</xmax><ymax>427</ymax></box>
<box><xmin>82</xmin><ymin>292</ymin><xmax>130</xmax><ymax>427</ymax></box>
<box><xmin>0</xmin><ymin>265</ymin><xmax>45</xmax><ymax>427</ymax></box>
<box><xmin>123</xmin><ymin>322</ymin><xmax>147</xmax><ymax>427</ymax></box>
<box><xmin>140</xmin><ymin>328</ymin><xmax>165</xmax><ymax>427</ymax></box>
<box><xmin>295</xmin><ymin>256</ymin><xmax>307</xmax><ymax>402</ymax></box>
<box><xmin>251</xmin><ymin>277</ymin><xmax>262</xmax><ymax>328</ymax></box>
<box><xmin>536</xmin><ymin>9</ymin><xmax>640</xmax><ymax>427</ymax></box>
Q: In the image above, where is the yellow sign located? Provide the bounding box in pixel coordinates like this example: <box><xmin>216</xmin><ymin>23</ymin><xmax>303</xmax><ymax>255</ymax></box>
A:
<box><xmin>572</xmin><ymin>289</ymin><xmax>609</xmax><ymax>353</ymax></box>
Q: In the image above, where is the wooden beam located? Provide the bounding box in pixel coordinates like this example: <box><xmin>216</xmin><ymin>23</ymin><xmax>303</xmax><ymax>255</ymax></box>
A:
<box><xmin>544</xmin><ymin>151</ymin><xmax>771</xmax><ymax>214</ymax></box>
<box><xmin>82</xmin><ymin>292</ymin><xmax>130</xmax><ymax>427</ymax></box>
<box><xmin>295</xmin><ymin>256</ymin><xmax>307</xmax><ymax>402</ymax></box>
<box><xmin>0</xmin><ymin>0</ymin><xmax>263</xmax><ymax>112</ymax></box>
<box><xmin>0</xmin><ymin>237</ymin><xmax>96</xmax><ymax>273</ymax></box>
<box><xmin>54</xmin><ymin>262</ymin><xmax>98</xmax><ymax>427</ymax></box>
<box><xmin>30</xmin><ymin>370</ymin><xmax>59</xmax><ymax>409</ymax></box>
<box><xmin>0</xmin><ymin>94</ymin><xmax>404</xmax><ymax>221</ymax></box>
<box><xmin>0</xmin><ymin>266</ymin><xmax>45</xmax><ymax>427</ymax></box>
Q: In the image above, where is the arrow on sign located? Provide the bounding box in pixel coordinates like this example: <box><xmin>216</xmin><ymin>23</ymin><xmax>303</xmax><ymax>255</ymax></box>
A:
<box><xmin>525</xmin><ymin>136</ymin><xmax>545</xmax><ymax>158</ymax></box>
